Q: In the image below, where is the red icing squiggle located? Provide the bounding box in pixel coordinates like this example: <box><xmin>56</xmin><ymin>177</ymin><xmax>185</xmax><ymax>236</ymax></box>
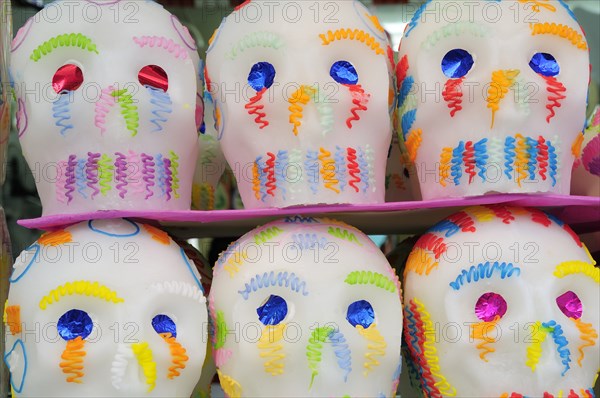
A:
<box><xmin>541</xmin><ymin>75</ymin><xmax>566</xmax><ymax>123</ymax></box>
<box><xmin>537</xmin><ymin>136</ymin><xmax>549</xmax><ymax>181</ymax></box>
<box><xmin>396</xmin><ymin>55</ymin><xmax>409</xmax><ymax>87</ymax></box>
<box><xmin>486</xmin><ymin>204</ymin><xmax>515</xmax><ymax>224</ymax></box>
<box><xmin>345</xmin><ymin>84</ymin><xmax>369</xmax><ymax>128</ymax></box>
<box><xmin>264</xmin><ymin>152</ymin><xmax>276</xmax><ymax>197</ymax></box>
<box><xmin>529</xmin><ymin>208</ymin><xmax>552</xmax><ymax>227</ymax></box>
<box><xmin>442</xmin><ymin>77</ymin><xmax>464</xmax><ymax>117</ymax></box>
<box><xmin>463</xmin><ymin>140</ymin><xmax>476</xmax><ymax>184</ymax></box>
<box><xmin>414</xmin><ymin>233</ymin><xmax>447</xmax><ymax>259</ymax></box>
<box><xmin>347</xmin><ymin>147</ymin><xmax>361</xmax><ymax>193</ymax></box>
<box><xmin>447</xmin><ymin>211</ymin><xmax>476</xmax><ymax>233</ymax></box>
<box><xmin>563</xmin><ymin>225</ymin><xmax>583</xmax><ymax>247</ymax></box>
<box><xmin>234</xmin><ymin>0</ymin><xmax>252</xmax><ymax>11</ymax></box>
<box><xmin>245</xmin><ymin>87</ymin><xmax>269</xmax><ymax>129</ymax></box>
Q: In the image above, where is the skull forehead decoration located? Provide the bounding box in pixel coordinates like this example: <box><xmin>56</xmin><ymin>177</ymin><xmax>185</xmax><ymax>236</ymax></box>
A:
<box><xmin>4</xmin><ymin>219</ymin><xmax>208</xmax><ymax>397</ymax></box>
<box><xmin>10</xmin><ymin>0</ymin><xmax>202</xmax><ymax>216</ymax></box>
<box><xmin>397</xmin><ymin>0</ymin><xmax>590</xmax><ymax>199</ymax></box>
<box><xmin>403</xmin><ymin>206</ymin><xmax>599</xmax><ymax>396</ymax></box>
<box><xmin>206</xmin><ymin>0</ymin><xmax>395</xmax><ymax>209</ymax></box>
<box><xmin>209</xmin><ymin>217</ymin><xmax>403</xmax><ymax>397</ymax></box>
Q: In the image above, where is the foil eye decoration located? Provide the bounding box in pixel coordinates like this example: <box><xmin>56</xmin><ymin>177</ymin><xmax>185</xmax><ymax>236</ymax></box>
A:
<box><xmin>248</xmin><ymin>62</ymin><xmax>276</xmax><ymax>92</ymax></box>
<box><xmin>346</xmin><ymin>299</ymin><xmax>375</xmax><ymax>329</ymax></box>
<box><xmin>474</xmin><ymin>292</ymin><xmax>507</xmax><ymax>322</ymax></box>
<box><xmin>257</xmin><ymin>294</ymin><xmax>287</xmax><ymax>326</ymax></box>
<box><xmin>530</xmin><ymin>52</ymin><xmax>560</xmax><ymax>77</ymax></box>
<box><xmin>57</xmin><ymin>309</ymin><xmax>94</xmax><ymax>341</ymax></box>
<box><xmin>152</xmin><ymin>314</ymin><xmax>177</xmax><ymax>337</ymax></box>
<box><xmin>556</xmin><ymin>290</ymin><xmax>583</xmax><ymax>319</ymax></box>
<box><xmin>52</xmin><ymin>64</ymin><xmax>84</xmax><ymax>94</ymax></box>
<box><xmin>330</xmin><ymin>60</ymin><xmax>359</xmax><ymax>85</ymax></box>
<box><xmin>139</xmin><ymin>65</ymin><xmax>169</xmax><ymax>92</ymax></box>
<box><xmin>441</xmin><ymin>49</ymin><xmax>474</xmax><ymax>79</ymax></box>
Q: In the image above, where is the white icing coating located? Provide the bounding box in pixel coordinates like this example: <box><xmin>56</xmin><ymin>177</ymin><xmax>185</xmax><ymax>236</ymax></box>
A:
<box><xmin>209</xmin><ymin>217</ymin><xmax>403</xmax><ymax>397</ymax></box>
<box><xmin>403</xmin><ymin>206</ymin><xmax>599</xmax><ymax>396</ymax></box>
<box><xmin>4</xmin><ymin>219</ymin><xmax>208</xmax><ymax>397</ymax></box>
<box><xmin>10</xmin><ymin>0</ymin><xmax>201</xmax><ymax>215</ymax></box>
<box><xmin>397</xmin><ymin>0</ymin><xmax>590</xmax><ymax>199</ymax></box>
<box><xmin>192</xmin><ymin>90</ymin><xmax>227</xmax><ymax>210</ymax></box>
<box><xmin>206</xmin><ymin>0</ymin><xmax>394</xmax><ymax>208</ymax></box>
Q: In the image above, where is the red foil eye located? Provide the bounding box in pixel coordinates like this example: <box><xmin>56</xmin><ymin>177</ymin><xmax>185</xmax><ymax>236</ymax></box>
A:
<box><xmin>52</xmin><ymin>64</ymin><xmax>84</xmax><ymax>94</ymax></box>
<box><xmin>138</xmin><ymin>65</ymin><xmax>168</xmax><ymax>92</ymax></box>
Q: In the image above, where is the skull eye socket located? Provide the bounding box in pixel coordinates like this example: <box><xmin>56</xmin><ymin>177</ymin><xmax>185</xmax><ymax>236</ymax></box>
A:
<box><xmin>556</xmin><ymin>290</ymin><xmax>582</xmax><ymax>319</ymax></box>
<box><xmin>256</xmin><ymin>294</ymin><xmax>287</xmax><ymax>326</ymax></box>
<box><xmin>138</xmin><ymin>65</ymin><xmax>169</xmax><ymax>92</ymax></box>
<box><xmin>248</xmin><ymin>62</ymin><xmax>276</xmax><ymax>92</ymax></box>
<box><xmin>475</xmin><ymin>292</ymin><xmax>507</xmax><ymax>322</ymax></box>
<box><xmin>152</xmin><ymin>314</ymin><xmax>177</xmax><ymax>337</ymax></box>
<box><xmin>441</xmin><ymin>49</ymin><xmax>474</xmax><ymax>79</ymax></box>
<box><xmin>346</xmin><ymin>299</ymin><xmax>375</xmax><ymax>329</ymax></box>
<box><xmin>52</xmin><ymin>64</ymin><xmax>84</xmax><ymax>94</ymax></box>
<box><xmin>330</xmin><ymin>60</ymin><xmax>359</xmax><ymax>85</ymax></box>
<box><xmin>529</xmin><ymin>52</ymin><xmax>560</xmax><ymax>77</ymax></box>
<box><xmin>57</xmin><ymin>309</ymin><xmax>93</xmax><ymax>341</ymax></box>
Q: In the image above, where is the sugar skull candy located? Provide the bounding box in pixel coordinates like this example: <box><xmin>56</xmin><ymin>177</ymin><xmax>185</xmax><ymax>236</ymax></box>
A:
<box><xmin>403</xmin><ymin>205</ymin><xmax>599</xmax><ymax>396</ymax></box>
<box><xmin>206</xmin><ymin>0</ymin><xmax>395</xmax><ymax>209</ymax></box>
<box><xmin>209</xmin><ymin>217</ymin><xmax>403</xmax><ymax>397</ymax></box>
<box><xmin>571</xmin><ymin>105</ymin><xmax>600</xmax><ymax>196</ymax></box>
<box><xmin>10</xmin><ymin>0</ymin><xmax>202</xmax><ymax>215</ymax></box>
<box><xmin>4</xmin><ymin>219</ymin><xmax>208</xmax><ymax>397</ymax></box>
<box><xmin>397</xmin><ymin>0</ymin><xmax>590</xmax><ymax>199</ymax></box>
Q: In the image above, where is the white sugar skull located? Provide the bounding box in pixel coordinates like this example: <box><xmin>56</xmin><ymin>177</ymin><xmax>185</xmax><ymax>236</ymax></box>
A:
<box><xmin>10</xmin><ymin>0</ymin><xmax>202</xmax><ymax>215</ymax></box>
<box><xmin>397</xmin><ymin>0</ymin><xmax>590</xmax><ymax>199</ymax></box>
<box><xmin>571</xmin><ymin>105</ymin><xmax>600</xmax><ymax>196</ymax></box>
<box><xmin>4</xmin><ymin>219</ymin><xmax>208</xmax><ymax>397</ymax></box>
<box><xmin>403</xmin><ymin>206</ymin><xmax>599</xmax><ymax>396</ymax></box>
<box><xmin>206</xmin><ymin>0</ymin><xmax>395</xmax><ymax>209</ymax></box>
<box><xmin>209</xmin><ymin>217</ymin><xmax>403</xmax><ymax>397</ymax></box>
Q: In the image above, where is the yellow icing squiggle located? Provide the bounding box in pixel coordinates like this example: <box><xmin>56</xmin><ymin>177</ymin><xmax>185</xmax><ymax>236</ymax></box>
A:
<box><xmin>132</xmin><ymin>342</ymin><xmax>157</xmax><ymax>392</ymax></box>
<box><xmin>356</xmin><ymin>323</ymin><xmax>387</xmax><ymax>376</ymax></box>
<box><xmin>258</xmin><ymin>324</ymin><xmax>286</xmax><ymax>376</ymax></box>
<box><xmin>319</xmin><ymin>29</ymin><xmax>385</xmax><ymax>56</ymax></box>
<box><xmin>217</xmin><ymin>370</ymin><xmax>243</xmax><ymax>398</ymax></box>
<box><xmin>39</xmin><ymin>281</ymin><xmax>124</xmax><ymax>310</ymax></box>
<box><xmin>487</xmin><ymin>69</ymin><xmax>520</xmax><ymax>128</ymax></box>
<box><xmin>530</xmin><ymin>22</ymin><xmax>588</xmax><ymax>50</ymax></box>
<box><xmin>525</xmin><ymin>321</ymin><xmax>548</xmax><ymax>371</ymax></box>
<box><xmin>553</xmin><ymin>260</ymin><xmax>599</xmax><ymax>284</ymax></box>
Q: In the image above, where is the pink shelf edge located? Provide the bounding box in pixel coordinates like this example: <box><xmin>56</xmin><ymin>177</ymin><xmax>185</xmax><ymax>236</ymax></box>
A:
<box><xmin>17</xmin><ymin>194</ymin><xmax>600</xmax><ymax>231</ymax></box>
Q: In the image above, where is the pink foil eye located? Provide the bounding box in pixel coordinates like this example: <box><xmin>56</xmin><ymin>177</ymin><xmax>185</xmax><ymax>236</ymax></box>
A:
<box><xmin>52</xmin><ymin>64</ymin><xmax>84</xmax><ymax>94</ymax></box>
<box><xmin>138</xmin><ymin>65</ymin><xmax>168</xmax><ymax>92</ymax></box>
<box><xmin>475</xmin><ymin>292</ymin><xmax>507</xmax><ymax>322</ymax></box>
<box><xmin>556</xmin><ymin>290</ymin><xmax>582</xmax><ymax>319</ymax></box>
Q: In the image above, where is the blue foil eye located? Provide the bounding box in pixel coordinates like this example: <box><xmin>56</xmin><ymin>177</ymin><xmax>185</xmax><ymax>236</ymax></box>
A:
<box><xmin>152</xmin><ymin>314</ymin><xmax>177</xmax><ymax>337</ymax></box>
<box><xmin>248</xmin><ymin>62</ymin><xmax>276</xmax><ymax>92</ymax></box>
<box><xmin>330</xmin><ymin>60</ymin><xmax>359</xmax><ymax>85</ymax></box>
<box><xmin>346</xmin><ymin>300</ymin><xmax>375</xmax><ymax>329</ymax></box>
<box><xmin>441</xmin><ymin>49</ymin><xmax>474</xmax><ymax>79</ymax></box>
<box><xmin>257</xmin><ymin>295</ymin><xmax>288</xmax><ymax>326</ymax></box>
<box><xmin>57</xmin><ymin>309</ymin><xmax>93</xmax><ymax>341</ymax></box>
<box><xmin>530</xmin><ymin>52</ymin><xmax>560</xmax><ymax>77</ymax></box>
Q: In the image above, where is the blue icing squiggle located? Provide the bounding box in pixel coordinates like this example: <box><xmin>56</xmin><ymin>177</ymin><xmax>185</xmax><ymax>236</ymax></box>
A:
<box><xmin>542</xmin><ymin>320</ymin><xmax>571</xmax><ymax>376</ymax></box>
<box><xmin>401</xmin><ymin>109</ymin><xmax>417</xmax><ymax>139</ymax></box>
<box><xmin>504</xmin><ymin>136</ymin><xmax>516</xmax><ymax>180</ymax></box>
<box><xmin>474</xmin><ymin>138</ymin><xmax>489</xmax><ymax>182</ymax></box>
<box><xmin>397</xmin><ymin>76</ymin><xmax>414</xmax><ymax>109</ymax></box>
<box><xmin>404</xmin><ymin>0</ymin><xmax>433</xmax><ymax>37</ymax></box>
<box><xmin>335</xmin><ymin>146</ymin><xmax>347</xmax><ymax>192</ymax></box>
<box><xmin>451</xmin><ymin>141</ymin><xmax>465</xmax><ymax>185</ymax></box>
<box><xmin>525</xmin><ymin>137</ymin><xmax>539</xmax><ymax>180</ymax></box>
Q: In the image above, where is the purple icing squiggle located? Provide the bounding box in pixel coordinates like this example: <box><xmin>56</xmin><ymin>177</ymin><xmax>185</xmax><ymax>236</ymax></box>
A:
<box><xmin>141</xmin><ymin>153</ymin><xmax>156</xmax><ymax>200</ymax></box>
<box><xmin>86</xmin><ymin>152</ymin><xmax>101</xmax><ymax>199</ymax></box>
<box><xmin>16</xmin><ymin>98</ymin><xmax>28</xmax><ymax>138</ymax></box>
<box><xmin>12</xmin><ymin>17</ymin><xmax>33</xmax><ymax>52</ymax></box>
<box><xmin>164</xmin><ymin>158</ymin><xmax>173</xmax><ymax>201</ymax></box>
<box><xmin>114</xmin><ymin>152</ymin><xmax>128</xmax><ymax>199</ymax></box>
<box><xmin>65</xmin><ymin>155</ymin><xmax>77</xmax><ymax>204</ymax></box>
<box><xmin>170</xmin><ymin>15</ymin><xmax>197</xmax><ymax>51</ymax></box>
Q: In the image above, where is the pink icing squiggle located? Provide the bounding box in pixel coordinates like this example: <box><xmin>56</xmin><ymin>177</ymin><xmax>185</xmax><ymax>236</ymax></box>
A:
<box><xmin>214</xmin><ymin>348</ymin><xmax>232</xmax><ymax>368</ymax></box>
<box><xmin>163</xmin><ymin>158</ymin><xmax>173</xmax><ymax>201</ymax></box>
<box><xmin>56</xmin><ymin>161</ymin><xmax>68</xmax><ymax>203</ymax></box>
<box><xmin>141</xmin><ymin>153</ymin><xmax>156</xmax><ymax>200</ymax></box>
<box><xmin>127</xmin><ymin>150</ymin><xmax>145</xmax><ymax>195</ymax></box>
<box><xmin>86</xmin><ymin>152</ymin><xmax>101</xmax><ymax>199</ymax></box>
<box><xmin>65</xmin><ymin>155</ymin><xmax>77</xmax><ymax>204</ymax></box>
<box><xmin>95</xmin><ymin>85</ymin><xmax>116</xmax><ymax>135</ymax></box>
<box><xmin>114</xmin><ymin>152</ymin><xmax>128</xmax><ymax>199</ymax></box>
<box><xmin>132</xmin><ymin>36</ymin><xmax>189</xmax><ymax>60</ymax></box>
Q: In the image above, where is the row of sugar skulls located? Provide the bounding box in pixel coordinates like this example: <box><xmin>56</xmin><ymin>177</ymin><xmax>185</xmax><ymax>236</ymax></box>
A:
<box><xmin>9</xmin><ymin>0</ymin><xmax>596</xmax><ymax>218</ymax></box>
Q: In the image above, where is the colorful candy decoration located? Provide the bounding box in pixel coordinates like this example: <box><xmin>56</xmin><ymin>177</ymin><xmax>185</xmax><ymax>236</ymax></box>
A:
<box><xmin>209</xmin><ymin>217</ymin><xmax>403</xmax><ymax>397</ymax></box>
<box><xmin>403</xmin><ymin>206</ymin><xmax>599</xmax><ymax>396</ymax></box>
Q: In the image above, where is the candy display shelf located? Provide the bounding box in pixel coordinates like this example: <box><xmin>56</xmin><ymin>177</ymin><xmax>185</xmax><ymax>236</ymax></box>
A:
<box><xmin>18</xmin><ymin>194</ymin><xmax>600</xmax><ymax>239</ymax></box>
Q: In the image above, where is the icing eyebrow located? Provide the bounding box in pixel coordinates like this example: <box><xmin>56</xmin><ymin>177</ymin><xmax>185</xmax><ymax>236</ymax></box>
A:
<box><xmin>39</xmin><ymin>281</ymin><xmax>124</xmax><ymax>309</ymax></box>
<box><xmin>553</xmin><ymin>260</ymin><xmax>600</xmax><ymax>284</ymax></box>
<box><xmin>30</xmin><ymin>33</ymin><xmax>99</xmax><ymax>62</ymax></box>
<box><xmin>237</xmin><ymin>271</ymin><xmax>309</xmax><ymax>300</ymax></box>
<box><xmin>421</xmin><ymin>22</ymin><xmax>490</xmax><ymax>50</ymax></box>
<box><xmin>529</xmin><ymin>22</ymin><xmax>588</xmax><ymax>50</ymax></box>
<box><xmin>150</xmin><ymin>281</ymin><xmax>206</xmax><ymax>304</ymax></box>
<box><xmin>318</xmin><ymin>29</ymin><xmax>385</xmax><ymax>56</ymax></box>
<box><xmin>344</xmin><ymin>271</ymin><xmax>397</xmax><ymax>293</ymax></box>
<box><xmin>449</xmin><ymin>262</ymin><xmax>521</xmax><ymax>291</ymax></box>
<box><xmin>226</xmin><ymin>31</ymin><xmax>285</xmax><ymax>60</ymax></box>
